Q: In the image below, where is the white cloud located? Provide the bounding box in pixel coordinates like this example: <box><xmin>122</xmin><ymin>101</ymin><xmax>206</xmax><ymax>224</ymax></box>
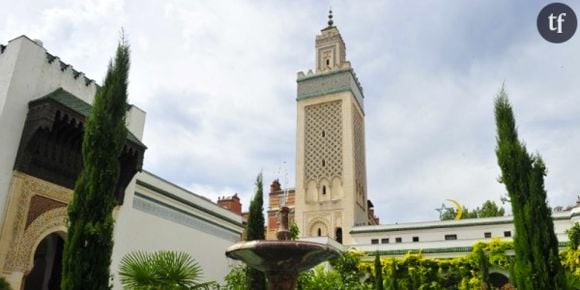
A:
<box><xmin>2</xmin><ymin>0</ymin><xmax>578</xmax><ymax>224</ymax></box>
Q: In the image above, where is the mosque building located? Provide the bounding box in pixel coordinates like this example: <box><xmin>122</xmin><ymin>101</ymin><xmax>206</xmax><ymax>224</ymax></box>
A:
<box><xmin>0</xmin><ymin>35</ymin><xmax>243</xmax><ymax>290</ymax></box>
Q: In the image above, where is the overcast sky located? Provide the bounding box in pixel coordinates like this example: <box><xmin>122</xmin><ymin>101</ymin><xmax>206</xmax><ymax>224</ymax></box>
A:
<box><xmin>2</xmin><ymin>0</ymin><xmax>579</xmax><ymax>223</ymax></box>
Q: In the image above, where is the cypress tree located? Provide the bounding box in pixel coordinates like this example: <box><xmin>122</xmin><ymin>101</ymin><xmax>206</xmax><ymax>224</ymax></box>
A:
<box><xmin>494</xmin><ymin>87</ymin><xmax>565</xmax><ymax>289</ymax></box>
<box><xmin>245</xmin><ymin>173</ymin><xmax>266</xmax><ymax>290</ymax></box>
<box><xmin>61</xmin><ymin>37</ymin><xmax>130</xmax><ymax>290</ymax></box>
<box><xmin>475</xmin><ymin>245</ymin><xmax>490</xmax><ymax>289</ymax></box>
<box><xmin>389</xmin><ymin>258</ymin><xmax>398</xmax><ymax>290</ymax></box>
<box><xmin>374</xmin><ymin>251</ymin><xmax>384</xmax><ymax>290</ymax></box>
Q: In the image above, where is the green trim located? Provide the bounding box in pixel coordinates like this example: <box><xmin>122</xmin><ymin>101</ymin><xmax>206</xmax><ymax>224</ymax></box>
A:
<box><xmin>351</xmin><ymin>219</ymin><xmax>517</xmax><ymax>234</ymax></box>
<box><xmin>32</xmin><ymin>88</ymin><xmax>145</xmax><ymax>148</ymax></box>
<box><xmin>571</xmin><ymin>211</ymin><xmax>580</xmax><ymax>219</ymax></box>
<box><xmin>367</xmin><ymin>246</ymin><xmax>473</xmax><ymax>256</ymax></box>
<box><xmin>134</xmin><ymin>192</ymin><xmax>242</xmax><ymax>235</ymax></box>
<box><xmin>297</xmin><ymin>68</ymin><xmax>353</xmax><ymax>82</ymax></box>
<box><xmin>136</xmin><ymin>179</ymin><xmax>244</xmax><ymax>228</ymax></box>
<box><xmin>296</xmin><ymin>87</ymin><xmax>353</xmax><ymax>101</ymax></box>
<box><xmin>352</xmin><ymin>213</ymin><xmax>575</xmax><ymax>234</ymax></box>
<box><xmin>365</xmin><ymin>241</ymin><xmax>570</xmax><ymax>256</ymax></box>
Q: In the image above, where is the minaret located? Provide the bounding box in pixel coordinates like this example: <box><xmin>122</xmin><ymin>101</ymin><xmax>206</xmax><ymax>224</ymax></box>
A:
<box><xmin>294</xmin><ymin>10</ymin><xmax>368</xmax><ymax>245</ymax></box>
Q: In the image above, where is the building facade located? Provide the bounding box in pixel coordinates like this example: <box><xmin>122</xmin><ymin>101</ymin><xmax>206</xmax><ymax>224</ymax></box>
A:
<box><xmin>293</xmin><ymin>15</ymin><xmax>376</xmax><ymax>246</ymax></box>
<box><xmin>0</xmin><ymin>36</ymin><xmax>243</xmax><ymax>290</ymax></box>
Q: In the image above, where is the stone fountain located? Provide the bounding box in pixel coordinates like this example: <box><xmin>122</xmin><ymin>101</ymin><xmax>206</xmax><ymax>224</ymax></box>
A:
<box><xmin>226</xmin><ymin>206</ymin><xmax>340</xmax><ymax>290</ymax></box>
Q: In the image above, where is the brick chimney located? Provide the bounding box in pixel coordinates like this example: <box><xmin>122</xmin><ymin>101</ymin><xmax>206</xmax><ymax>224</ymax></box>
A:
<box><xmin>270</xmin><ymin>179</ymin><xmax>282</xmax><ymax>193</ymax></box>
<box><xmin>217</xmin><ymin>193</ymin><xmax>242</xmax><ymax>215</ymax></box>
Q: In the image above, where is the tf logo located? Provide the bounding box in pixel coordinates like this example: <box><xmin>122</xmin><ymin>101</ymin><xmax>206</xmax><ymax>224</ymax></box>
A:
<box><xmin>537</xmin><ymin>3</ymin><xmax>577</xmax><ymax>43</ymax></box>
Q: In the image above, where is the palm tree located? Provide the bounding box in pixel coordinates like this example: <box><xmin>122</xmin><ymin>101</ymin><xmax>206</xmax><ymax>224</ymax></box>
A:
<box><xmin>118</xmin><ymin>250</ymin><xmax>216</xmax><ymax>289</ymax></box>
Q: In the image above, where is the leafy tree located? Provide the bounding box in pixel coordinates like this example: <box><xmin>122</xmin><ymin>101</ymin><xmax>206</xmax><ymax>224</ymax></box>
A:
<box><xmin>118</xmin><ymin>251</ymin><xmax>215</xmax><ymax>289</ymax></box>
<box><xmin>473</xmin><ymin>244</ymin><xmax>490</xmax><ymax>289</ymax></box>
<box><xmin>297</xmin><ymin>265</ymin><xmax>343</xmax><ymax>290</ymax></box>
<box><xmin>245</xmin><ymin>173</ymin><xmax>266</xmax><ymax>290</ymax></box>
<box><xmin>290</xmin><ymin>222</ymin><xmax>300</xmax><ymax>240</ymax></box>
<box><xmin>374</xmin><ymin>251</ymin><xmax>384</xmax><ymax>290</ymax></box>
<box><xmin>567</xmin><ymin>222</ymin><xmax>580</xmax><ymax>250</ymax></box>
<box><xmin>494</xmin><ymin>87</ymin><xmax>565</xmax><ymax>289</ymax></box>
<box><xmin>61</xmin><ymin>36</ymin><xmax>131</xmax><ymax>290</ymax></box>
<box><xmin>439</xmin><ymin>200</ymin><xmax>504</xmax><ymax>221</ymax></box>
<box><xmin>330</xmin><ymin>250</ymin><xmax>367</xmax><ymax>288</ymax></box>
<box><xmin>388</xmin><ymin>258</ymin><xmax>399</xmax><ymax>290</ymax></box>
<box><xmin>223</xmin><ymin>264</ymin><xmax>248</xmax><ymax>290</ymax></box>
<box><xmin>475</xmin><ymin>200</ymin><xmax>505</xmax><ymax>218</ymax></box>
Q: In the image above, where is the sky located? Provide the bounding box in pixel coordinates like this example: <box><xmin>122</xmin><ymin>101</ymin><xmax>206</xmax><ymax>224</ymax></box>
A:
<box><xmin>2</xmin><ymin>0</ymin><xmax>579</xmax><ymax>223</ymax></box>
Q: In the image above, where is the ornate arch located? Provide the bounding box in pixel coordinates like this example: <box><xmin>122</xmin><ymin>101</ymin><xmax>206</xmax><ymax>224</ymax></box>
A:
<box><xmin>4</xmin><ymin>207</ymin><xmax>67</xmax><ymax>273</ymax></box>
<box><xmin>308</xmin><ymin>217</ymin><xmax>330</xmax><ymax>237</ymax></box>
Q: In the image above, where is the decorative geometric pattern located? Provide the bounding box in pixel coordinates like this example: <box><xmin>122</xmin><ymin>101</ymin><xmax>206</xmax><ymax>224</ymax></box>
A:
<box><xmin>297</xmin><ymin>70</ymin><xmax>365</xmax><ymax>111</ymax></box>
<box><xmin>304</xmin><ymin>100</ymin><xmax>343</xmax><ymax>184</ymax></box>
<box><xmin>2</xmin><ymin>172</ymin><xmax>71</xmax><ymax>272</ymax></box>
<box><xmin>353</xmin><ymin>107</ymin><xmax>367</xmax><ymax>205</ymax></box>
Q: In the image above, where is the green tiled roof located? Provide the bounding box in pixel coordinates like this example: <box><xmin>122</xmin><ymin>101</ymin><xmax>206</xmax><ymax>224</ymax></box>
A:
<box><xmin>37</xmin><ymin>88</ymin><xmax>146</xmax><ymax>148</ymax></box>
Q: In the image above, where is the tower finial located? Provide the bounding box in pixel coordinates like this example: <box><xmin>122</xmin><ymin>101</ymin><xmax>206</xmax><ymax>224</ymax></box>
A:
<box><xmin>328</xmin><ymin>8</ymin><xmax>334</xmax><ymax>27</ymax></box>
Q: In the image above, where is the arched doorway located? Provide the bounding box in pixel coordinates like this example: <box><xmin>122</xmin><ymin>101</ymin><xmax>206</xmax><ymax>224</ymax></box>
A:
<box><xmin>23</xmin><ymin>232</ymin><xmax>65</xmax><ymax>290</ymax></box>
<box><xmin>335</xmin><ymin>227</ymin><xmax>343</xmax><ymax>244</ymax></box>
<box><xmin>489</xmin><ymin>272</ymin><xmax>509</xmax><ymax>289</ymax></box>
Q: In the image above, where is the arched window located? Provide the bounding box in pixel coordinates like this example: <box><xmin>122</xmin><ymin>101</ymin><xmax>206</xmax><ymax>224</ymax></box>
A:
<box><xmin>322</xmin><ymin>186</ymin><xmax>326</xmax><ymax>195</ymax></box>
<box><xmin>317</xmin><ymin>228</ymin><xmax>322</xmax><ymax>237</ymax></box>
<box><xmin>322</xmin><ymin>159</ymin><xmax>325</xmax><ymax>167</ymax></box>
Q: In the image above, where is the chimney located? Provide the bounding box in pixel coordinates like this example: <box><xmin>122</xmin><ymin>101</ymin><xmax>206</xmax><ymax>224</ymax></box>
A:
<box><xmin>217</xmin><ymin>194</ymin><xmax>242</xmax><ymax>215</ymax></box>
<box><xmin>270</xmin><ymin>179</ymin><xmax>281</xmax><ymax>193</ymax></box>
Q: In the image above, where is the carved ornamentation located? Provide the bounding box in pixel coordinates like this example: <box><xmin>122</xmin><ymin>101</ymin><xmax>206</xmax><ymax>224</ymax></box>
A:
<box><xmin>26</xmin><ymin>195</ymin><xmax>66</xmax><ymax>227</ymax></box>
<box><xmin>304</xmin><ymin>101</ymin><xmax>343</xmax><ymax>186</ymax></box>
<box><xmin>4</xmin><ymin>207</ymin><xmax>67</xmax><ymax>272</ymax></box>
<box><xmin>353</xmin><ymin>107</ymin><xmax>367</xmax><ymax>207</ymax></box>
<box><xmin>3</xmin><ymin>172</ymin><xmax>71</xmax><ymax>272</ymax></box>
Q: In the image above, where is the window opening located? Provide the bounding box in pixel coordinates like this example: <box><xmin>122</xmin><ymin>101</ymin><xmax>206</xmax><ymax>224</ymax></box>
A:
<box><xmin>445</xmin><ymin>234</ymin><xmax>457</xmax><ymax>240</ymax></box>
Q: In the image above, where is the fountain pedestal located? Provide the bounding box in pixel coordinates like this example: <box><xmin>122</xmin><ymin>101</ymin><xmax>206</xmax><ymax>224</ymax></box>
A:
<box><xmin>226</xmin><ymin>206</ymin><xmax>339</xmax><ymax>290</ymax></box>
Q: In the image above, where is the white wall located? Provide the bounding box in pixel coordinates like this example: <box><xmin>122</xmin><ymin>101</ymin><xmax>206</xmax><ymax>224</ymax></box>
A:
<box><xmin>110</xmin><ymin>171</ymin><xmax>243</xmax><ymax>289</ymax></box>
<box><xmin>350</xmin><ymin>211</ymin><xmax>574</xmax><ymax>258</ymax></box>
<box><xmin>0</xmin><ymin>36</ymin><xmax>97</xmax><ymax>229</ymax></box>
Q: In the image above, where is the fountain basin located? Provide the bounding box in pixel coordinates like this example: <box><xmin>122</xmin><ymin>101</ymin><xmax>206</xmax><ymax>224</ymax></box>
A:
<box><xmin>226</xmin><ymin>240</ymin><xmax>339</xmax><ymax>273</ymax></box>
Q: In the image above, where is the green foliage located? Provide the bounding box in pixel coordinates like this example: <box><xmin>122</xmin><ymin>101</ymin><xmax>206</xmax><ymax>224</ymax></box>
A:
<box><xmin>0</xmin><ymin>277</ymin><xmax>11</xmax><ymax>290</ymax></box>
<box><xmin>245</xmin><ymin>173</ymin><xmax>266</xmax><ymax>290</ymax></box>
<box><xmin>118</xmin><ymin>251</ymin><xmax>215</xmax><ymax>289</ymax></box>
<box><xmin>387</xmin><ymin>258</ymin><xmax>398</xmax><ymax>290</ymax></box>
<box><xmin>440</xmin><ymin>200</ymin><xmax>504</xmax><ymax>221</ymax></box>
<box><xmin>476</xmin><ymin>200</ymin><xmax>505</xmax><ymax>218</ymax></box>
<box><xmin>567</xmin><ymin>222</ymin><xmax>580</xmax><ymax>250</ymax></box>
<box><xmin>494</xmin><ymin>88</ymin><xmax>566</xmax><ymax>289</ymax></box>
<box><xmin>223</xmin><ymin>264</ymin><xmax>248</xmax><ymax>290</ymax></box>
<box><xmin>297</xmin><ymin>264</ymin><xmax>343</xmax><ymax>290</ymax></box>
<box><xmin>290</xmin><ymin>222</ymin><xmax>300</xmax><ymax>240</ymax></box>
<box><xmin>374</xmin><ymin>251</ymin><xmax>384</xmax><ymax>290</ymax></box>
<box><xmin>473</xmin><ymin>244</ymin><xmax>490</xmax><ymax>289</ymax></box>
<box><xmin>61</xmin><ymin>36</ymin><xmax>131</xmax><ymax>290</ymax></box>
<box><xmin>330</xmin><ymin>250</ymin><xmax>369</xmax><ymax>289</ymax></box>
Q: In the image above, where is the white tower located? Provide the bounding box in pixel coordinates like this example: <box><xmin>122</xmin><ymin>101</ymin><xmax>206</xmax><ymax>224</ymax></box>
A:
<box><xmin>294</xmin><ymin>11</ymin><xmax>368</xmax><ymax>245</ymax></box>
